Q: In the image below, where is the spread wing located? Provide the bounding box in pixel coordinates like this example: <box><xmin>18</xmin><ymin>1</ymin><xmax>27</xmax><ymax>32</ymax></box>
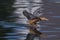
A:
<box><xmin>23</xmin><ymin>10</ymin><xmax>36</xmax><ymax>20</ymax></box>
<box><xmin>33</xmin><ymin>8</ymin><xmax>43</xmax><ymax>17</ymax></box>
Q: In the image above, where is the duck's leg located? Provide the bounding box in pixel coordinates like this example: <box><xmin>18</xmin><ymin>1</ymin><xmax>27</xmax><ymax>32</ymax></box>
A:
<box><xmin>25</xmin><ymin>33</ymin><xmax>35</xmax><ymax>40</ymax></box>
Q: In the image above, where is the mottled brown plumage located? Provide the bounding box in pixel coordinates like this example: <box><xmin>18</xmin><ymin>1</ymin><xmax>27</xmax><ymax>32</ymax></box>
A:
<box><xmin>28</xmin><ymin>17</ymin><xmax>48</xmax><ymax>26</ymax></box>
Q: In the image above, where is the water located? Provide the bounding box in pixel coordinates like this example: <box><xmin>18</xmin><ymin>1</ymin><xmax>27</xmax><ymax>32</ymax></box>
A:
<box><xmin>1</xmin><ymin>0</ymin><xmax>60</xmax><ymax>40</ymax></box>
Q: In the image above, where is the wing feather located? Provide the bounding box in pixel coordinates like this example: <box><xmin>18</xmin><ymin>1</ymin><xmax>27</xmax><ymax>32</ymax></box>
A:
<box><xmin>23</xmin><ymin>10</ymin><xmax>36</xmax><ymax>20</ymax></box>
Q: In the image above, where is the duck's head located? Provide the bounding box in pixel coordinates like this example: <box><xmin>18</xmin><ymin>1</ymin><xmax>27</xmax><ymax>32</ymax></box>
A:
<box><xmin>39</xmin><ymin>17</ymin><xmax>48</xmax><ymax>21</ymax></box>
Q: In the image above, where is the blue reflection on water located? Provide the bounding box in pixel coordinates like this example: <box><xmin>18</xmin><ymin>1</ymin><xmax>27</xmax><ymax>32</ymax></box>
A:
<box><xmin>52</xmin><ymin>16</ymin><xmax>60</xmax><ymax>18</ymax></box>
<box><xmin>0</xmin><ymin>21</ymin><xmax>27</xmax><ymax>40</ymax></box>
